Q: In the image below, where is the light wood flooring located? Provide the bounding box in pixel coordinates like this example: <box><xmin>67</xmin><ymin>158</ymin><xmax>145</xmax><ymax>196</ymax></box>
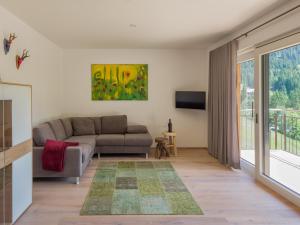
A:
<box><xmin>15</xmin><ymin>149</ymin><xmax>300</xmax><ymax>225</ymax></box>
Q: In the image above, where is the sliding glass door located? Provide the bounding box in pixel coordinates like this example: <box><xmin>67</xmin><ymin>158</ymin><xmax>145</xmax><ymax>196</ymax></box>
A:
<box><xmin>261</xmin><ymin>43</ymin><xmax>300</xmax><ymax>194</ymax></box>
<box><xmin>239</xmin><ymin>59</ymin><xmax>255</xmax><ymax>164</ymax></box>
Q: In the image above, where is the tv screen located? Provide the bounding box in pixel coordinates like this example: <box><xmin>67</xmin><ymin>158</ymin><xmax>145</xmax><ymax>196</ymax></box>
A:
<box><xmin>175</xmin><ymin>91</ymin><xmax>206</xmax><ymax>110</ymax></box>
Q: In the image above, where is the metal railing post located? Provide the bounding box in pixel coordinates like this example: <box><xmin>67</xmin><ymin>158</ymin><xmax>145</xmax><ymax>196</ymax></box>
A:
<box><xmin>274</xmin><ymin>114</ymin><xmax>278</xmax><ymax>149</ymax></box>
<box><xmin>283</xmin><ymin>113</ymin><xmax>287</xmax><ymax>151</ymax></box>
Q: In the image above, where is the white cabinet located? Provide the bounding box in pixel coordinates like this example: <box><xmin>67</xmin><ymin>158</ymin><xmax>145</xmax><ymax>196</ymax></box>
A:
<box><xmin>0</xmin><ymin>82</ymin><xmax>32</xmax><ymax>224</ymax></box>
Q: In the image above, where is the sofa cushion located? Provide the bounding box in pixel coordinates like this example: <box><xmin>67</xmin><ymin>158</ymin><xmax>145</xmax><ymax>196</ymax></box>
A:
<box><xmin>66</xmin><ymin>144</ymin><xmax>92</xmax><ymax>164</ymax></box>
<box><xmin>90</xmin><ymin>117</ymin><xmax>101</xmax><ymax>135</ymax></box>
<box><xmin>48</xmin><ymin>119</ymin><xmax>67</xmax><ymax>140</ymax></box>
<box><xmin>65</xmin><ymin>135</ymin><xmax>96</xmax><ymax>163</ymax></box>
<box><xmin>72</xmin><ymin>117</ymin><xmax>95</xmax><ymax>136</ymax></box>
<box><xmin>124</xmin><ymin>133</ymin><xmax>153</xmax><ymax>146</ymax></box>
<box><xmin>127</xmin><ymin>125</ymin><xmax>148</xmax><ymax>134</ymax></box>
<box><xmin>80</xmin><ymin>144</ymin><xmax>93</xmax><ymax>163</ymax></box>
<box><xmin>101</xmin><ymin>115</ymin><xmax>127</xmax><ymax>134</ymax></box>
<box><xmin>33</xmin><ymin>123</ymin><xmax>56</xmax><ymax>146</ymax></box>
<box><xmin>65</xmin><ymin>135</ymin><xmax>96</xmax><ymax>149</ymax></box>
<box><xmin>96</xmin><ymin>134</ymin><xmax>124</xmax><ymax>146</ymax></box>
<box><xmin>61</xmin><ymin>118</ymin><xmax>73</xmax><ymax>137</ymax></box>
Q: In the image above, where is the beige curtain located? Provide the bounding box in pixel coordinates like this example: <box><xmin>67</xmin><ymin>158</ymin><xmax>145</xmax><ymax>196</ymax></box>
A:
<box><xmin>236</xmin><ymin>64</ymin><xmax>241</xmax><ymax>153</ymax></box>
<box><xmin>208</xmin><ymin>40</ymin><xmax>240</xmax><ymax>169</ymax></box>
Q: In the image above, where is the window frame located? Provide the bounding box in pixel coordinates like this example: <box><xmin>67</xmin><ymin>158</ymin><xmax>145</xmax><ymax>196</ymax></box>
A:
<box><xmin>254</xmin><ymin>32</ymin><xmax>300</xmax><ymax>207</ymax></box>
<box><xmin>237</xmin><ymin>49</ymin><xmax>256</xmax><ymax>170</ymax></box>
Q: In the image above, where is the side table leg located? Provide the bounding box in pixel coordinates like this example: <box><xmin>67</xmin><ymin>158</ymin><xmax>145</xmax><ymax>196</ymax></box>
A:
<box><xmin>159</xmin><ymin>143</ymin><xmax>163</xmax><ymax>159</ymax></box>
<box><xmin>174</xmin><ymin>136</ymin><xmax>177</xmax><ymax>156</ymax></box>
<box><xmin>155</xmin><ymin>143</ymin><xmax>159</xmax><ymax>159</ymax></box>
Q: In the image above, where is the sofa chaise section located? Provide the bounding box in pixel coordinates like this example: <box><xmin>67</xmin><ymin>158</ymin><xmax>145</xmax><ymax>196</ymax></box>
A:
<box><xmin>33</xmin><ymin>120</ymin><xmax>95</xmax><ymax>184</ymax></box>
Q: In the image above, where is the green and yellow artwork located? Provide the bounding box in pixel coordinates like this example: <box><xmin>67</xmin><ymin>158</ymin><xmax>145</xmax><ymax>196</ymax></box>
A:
<box><xmin>91</xmin><ymin>64</ymin><xmax>148</xmax><ymax>100</ymax></box>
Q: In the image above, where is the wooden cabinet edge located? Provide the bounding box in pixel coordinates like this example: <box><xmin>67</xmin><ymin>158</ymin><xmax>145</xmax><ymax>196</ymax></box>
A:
<box><xmin>0</xmin><ymin>139</ymin><xmax>32</xmax><ymax>169</ymax></box>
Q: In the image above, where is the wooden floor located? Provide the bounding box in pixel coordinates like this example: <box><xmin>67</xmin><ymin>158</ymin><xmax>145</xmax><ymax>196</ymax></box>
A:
<box><xmin>15</xmin><ymin>149</ymin><xmax>300</xmax><ymax>225</ymax></box>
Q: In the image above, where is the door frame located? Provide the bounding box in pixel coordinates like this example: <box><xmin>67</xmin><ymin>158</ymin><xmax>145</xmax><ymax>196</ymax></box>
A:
<box><xmin>254</xmin><ymin>32</ymin><xmax>300</xmax><ymax>207</ymax></box>
<box><xmin>237</xmin><ymin>49</ymin><xmax>255</xmax><ymax>171</ymax></box>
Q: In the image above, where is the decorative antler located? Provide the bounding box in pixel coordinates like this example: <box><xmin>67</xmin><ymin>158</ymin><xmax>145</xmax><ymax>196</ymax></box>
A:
<box><xmin>3</xmin><ymin>32</ymin><xmax>17</xmax><ymax>54</ymax></box>
<box><xmin>21</xmin><ymin>49</ymin><xmax>30</xmax><ymax>60</ymax></box>
<box><xmin>8</xmin><ymin>33</ymin><xmax>16</xmax><ymax>43</ymax></box>
<box><xmin>16</xmin><ymin>49</ymin><xmax>30</xmax><ymax>69</ymax></box>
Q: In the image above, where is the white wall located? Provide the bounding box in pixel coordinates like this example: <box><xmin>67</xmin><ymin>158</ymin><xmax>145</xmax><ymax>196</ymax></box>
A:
<box><xmin>0</xmin><ymin>5</ymin><xmax>63</xmax><ymax>125</ymax></box>
<box><xmin>0</xmin><ymin>4</ymin><xmax>209</xmax><ymax>147</ymax></box>
<box><xmin>62</xmin><ymin>49</ymin><xmax>208</xmax><ymax>147</ymax></box>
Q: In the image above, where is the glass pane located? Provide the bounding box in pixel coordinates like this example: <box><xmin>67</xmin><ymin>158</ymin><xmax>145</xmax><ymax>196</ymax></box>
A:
<box><xmin>263</xmin><ymin>43</ymin><xmax>300</xmax><ymax>194</ymax></box>
<box><xmin>239</xmin><ymin>60</ymin><xmax>255</xmax><ymax>164</ymax></box>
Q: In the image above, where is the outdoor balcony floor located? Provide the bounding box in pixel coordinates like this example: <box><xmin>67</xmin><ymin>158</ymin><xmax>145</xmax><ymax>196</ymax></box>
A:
<box><xmin>241</xmin><ymin>149</ymin><xmax>300</xmax><ymax>194</ymax></box>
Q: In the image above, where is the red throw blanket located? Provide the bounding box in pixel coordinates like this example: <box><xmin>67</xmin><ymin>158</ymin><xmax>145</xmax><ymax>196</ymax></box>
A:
<box><xmin>42</xmin><ymin>139</ymin><xmax>79</xmax><ymax>172</ymax></box>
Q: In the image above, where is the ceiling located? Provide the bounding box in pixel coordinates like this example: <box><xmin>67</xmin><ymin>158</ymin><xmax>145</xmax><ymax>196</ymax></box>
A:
<box><xmin>0</xmin><ymin>0</ymin><xmax>289</xmax><ymax>49</ymax></box>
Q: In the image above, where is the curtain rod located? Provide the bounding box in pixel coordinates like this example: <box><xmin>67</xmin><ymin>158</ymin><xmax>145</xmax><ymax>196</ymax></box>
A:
<box><xmin>234</xmin><ymin>4</ymin><xmax>300</xmax><ymax>41</ymax></box>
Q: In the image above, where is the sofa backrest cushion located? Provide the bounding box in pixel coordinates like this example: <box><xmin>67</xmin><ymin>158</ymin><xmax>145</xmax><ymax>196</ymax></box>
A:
<box><xmin>90</xmin><ymin>117</ymin><xmax>101</xmax><ymax>135</ymax></box>
<box><xmin>61</xmin><ymin>118</ymin><xmax>73</xmax><ymax>137</ymax></box>
<box><xmin>72</xmin><ymin>117</ymin><xmax>96</xmax><ymax>136</ymax></box>
<box><xmin>127</xmin><ymin>125</ymin><xmax>148</xmax><ymax>134</ymax></box>
<box><xmin>101</xmin><ymin>115</ymin><xmax>127</xmax><ymax>134</ymax></box>
<box><xmin>48</xmin><ymin>119</ymin><xmax>67</xmax><ymax>140</ymax></box>
<box><xmin>33</xmin><ymin>123</ymin><xmax>56</xmax><ymax>146</ymax></box>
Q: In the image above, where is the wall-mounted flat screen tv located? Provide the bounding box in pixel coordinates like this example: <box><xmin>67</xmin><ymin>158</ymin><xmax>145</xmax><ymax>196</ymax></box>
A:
<box><xmin>175</xmin><ymin>91</ymin><xmax>206</xmax><ymax>110</ymax></box>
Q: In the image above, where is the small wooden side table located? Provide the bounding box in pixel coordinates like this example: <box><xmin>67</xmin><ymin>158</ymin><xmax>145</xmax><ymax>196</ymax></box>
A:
<box><xmin>154</xmin><ymin>137</ymin><xmax>169</xmax><ymax>159</ymax></box>
<box><xmin>163</xmin><ymin>132</ymin><xmax>177</xmax><ymax>156</ymax></box>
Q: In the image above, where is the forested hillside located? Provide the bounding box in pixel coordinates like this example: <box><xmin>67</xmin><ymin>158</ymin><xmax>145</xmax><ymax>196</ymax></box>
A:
<box><xmin>240</xmin><ymin>44</ymin><xmax>300</xmax><ymax>111</ymax></box>
<box><xmin>269</xmin><ymin>44</ymin><xmax>300</xmax><ymax>110</ymax></box>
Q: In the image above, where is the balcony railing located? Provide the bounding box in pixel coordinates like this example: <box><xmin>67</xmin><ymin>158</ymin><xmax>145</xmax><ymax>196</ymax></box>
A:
<box><xmin>240</xmin><ymin>109</ymin><xmax>300</xmax><ymax>157</ymax></box>
<box><xmin>240</xmin><ymin>109</ymin><xmax>255</xmax><ymax>150</ymax></box>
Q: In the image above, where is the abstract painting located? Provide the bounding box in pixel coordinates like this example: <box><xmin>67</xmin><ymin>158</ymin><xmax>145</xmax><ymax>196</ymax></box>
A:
<box><xmin>91</xmin><ymin>64</ymin><xmax>148</xmax><ymax>100</ymax></box>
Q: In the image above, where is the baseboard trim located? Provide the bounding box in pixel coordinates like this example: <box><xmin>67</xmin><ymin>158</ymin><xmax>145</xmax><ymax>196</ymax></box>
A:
<box><xmin>177</xmin><ymin>147</ymin><xmax>208</xmax><ymax>150</ymax></box>
<box><xmin>150</xmin><ymin>147</ymin><xmax>208</xmax><ymax>150</ymax></box>
<box><xmin>241</xmin><ymin>159</ymin><xmax>255</xmax><ymax>177</ymax></box>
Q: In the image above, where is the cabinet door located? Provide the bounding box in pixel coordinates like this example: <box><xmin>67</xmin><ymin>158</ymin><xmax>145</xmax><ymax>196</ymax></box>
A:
<box><xmin>2</xmin><ymin>84</ymin><xmax>31</xmax><ymax>146</ymax></box>
<box><xmin>0</xmin><ymin>99</ymin><xmax>13</xmax><ymax>225</ymax></box>
<box><xmin>1</xmin><ymin>83</ymin><xmax>32</xmax><ymax>223</ymax></box>
<box><xmin>0</xmin><ymin>86</ymin><xmax>13</xmax><ymax>224</ymax></box>
<box><xmin>12</xmin><ymin>152</ymin><xmax>32</xmax><ymax>222</ymax></box>
<box><xmin>0</xmin><ymin>93</ymin><xmax>3</xmax><ymax>224</ymax></box>
<box><xmin>0</xmin><ymin>167</ymin><xmax>4</xmax><ymax>224</ymax></box>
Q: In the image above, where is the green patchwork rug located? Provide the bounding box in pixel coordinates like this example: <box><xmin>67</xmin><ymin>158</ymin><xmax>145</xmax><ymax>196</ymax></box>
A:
<box><xmin>80</xmin><ymin>161</ymin><xmax>203</xmax><ymax>215</ymax></box>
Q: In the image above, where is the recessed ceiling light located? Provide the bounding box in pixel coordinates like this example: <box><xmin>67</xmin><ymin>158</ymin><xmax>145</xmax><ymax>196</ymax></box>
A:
<box><xmin>129</xmin><ymin>24</ymin><xmax>137</xmax><ymax>28</ymax></box>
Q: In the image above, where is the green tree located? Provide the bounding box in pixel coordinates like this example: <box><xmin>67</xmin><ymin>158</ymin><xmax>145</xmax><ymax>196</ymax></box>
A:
<box><xmin>270</xmin><ymin>90</ymin><xmax>288</xmax><ymax>109</ymax></box>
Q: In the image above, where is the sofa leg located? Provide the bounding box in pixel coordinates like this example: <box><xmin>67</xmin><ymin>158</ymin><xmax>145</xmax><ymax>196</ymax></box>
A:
<box><xmin>72</xmin><ymin>177</ymin><xmax>80</xmax><ymax>185</ymax></box>
<box><xmin>98</xmin><ymin>153</ymin><xmax>101</xmax><ymax>159</ymax></box>
<box><xmin>145</xmin><ymin>153</ymin><xmax>148</xmax><ymax>159</ymax></box>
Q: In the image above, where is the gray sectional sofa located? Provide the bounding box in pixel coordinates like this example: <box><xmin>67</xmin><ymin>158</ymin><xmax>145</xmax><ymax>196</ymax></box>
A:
<box><xmin>32</xmin><ymin>115</ymin><xmax>152</xmax><ymax>184</ymax></box>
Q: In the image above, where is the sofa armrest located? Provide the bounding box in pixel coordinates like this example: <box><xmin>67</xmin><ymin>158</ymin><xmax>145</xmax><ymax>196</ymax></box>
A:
<box><xmin>33</xmin><ymin>146</ymin><xmax>83</xmax><ymax>178</ymax></box>
<box><xmin>127</xmin><ymin>125</ymin><xmax>148</xmax><ymax>134</ymax></box>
